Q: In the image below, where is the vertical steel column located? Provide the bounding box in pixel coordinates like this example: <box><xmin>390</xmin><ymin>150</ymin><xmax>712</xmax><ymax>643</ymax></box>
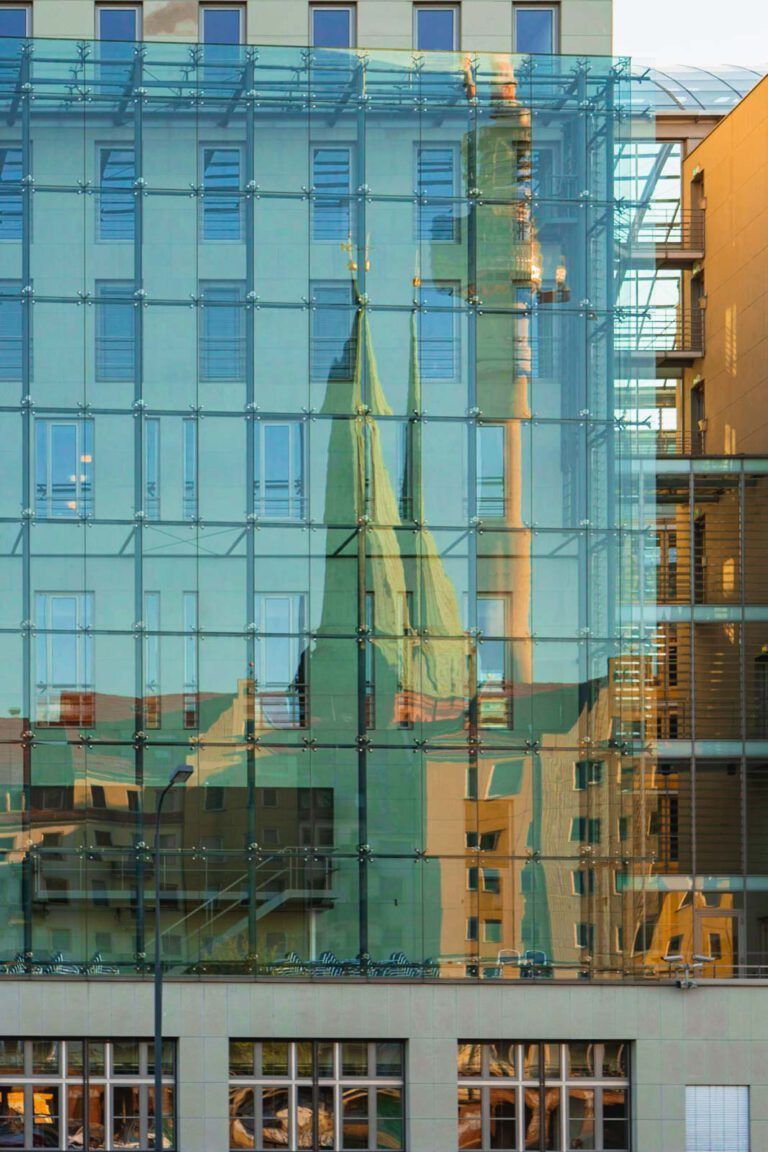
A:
<box><xmin>244</xmin><ymin>52</ymin><xmax>258</xmax><ymax>961</ymax></box>
<box><xmin>133</xmin><ymin>45</ymin><xmax>146</xmax><ymax>966</ymax></box>
<box><xmin>20</xmin><ymin>39</ymin><xmax>32</xmax><ymax>962</ymax></box>
<box><xmin>466</xmin><ymin>68</ymin><xmax>479</xmax><ymax>978</ymax></box>
<box><xmin>355</xmin><ymin>52</ymin><xmax>370</xmax><ymax>971</ymax></box>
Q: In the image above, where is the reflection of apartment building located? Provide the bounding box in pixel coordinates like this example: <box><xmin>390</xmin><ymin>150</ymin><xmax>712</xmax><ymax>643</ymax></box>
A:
<box><xmin>0</xmin><ymin>1</ymin><xmax>766</xmax><ymax>1150</ymax></box>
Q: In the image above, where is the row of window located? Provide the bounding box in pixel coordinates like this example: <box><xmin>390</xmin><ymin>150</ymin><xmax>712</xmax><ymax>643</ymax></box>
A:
<box><xmin>31</xmin><ymin>416</ymin><xmax>506</xmax><ymax>521</ymax></box>
<box><xmin>0</xmin><ymin>1038</ymin><xmax>751</xmax><ymax>1152</ymax></box>
<box><xmin>0</xmin><ymin>280</ymin><xmax>466</xmax><ymax>384</ymax></box>
<box><xmin>0</xmin><ymin>144</ymin><xmax>467</xmax><ymax>244</ymax></box>
<box><xmin>0</xmin><ymin>4</ymin><xmax>561</xmax><ymax>55</ymax></box>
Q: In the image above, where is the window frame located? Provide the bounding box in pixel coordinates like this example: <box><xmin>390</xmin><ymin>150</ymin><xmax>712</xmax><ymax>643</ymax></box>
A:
<box><xmin>95</xmin><ymin>279</ymin><xmax>136</xmax><ymax>383</ymax></box>
<box><xmin>34</xmin><ymin>417</ymin><xmax>94</xmax><ymax>520</ymax></box>
<box><xmin>0</xmin><ymin>142</ymin><xmax>24</xmax><ymax>241</ymax></box>
<box><xmin>95</xmin><ymin>3</ymin><xmax>142</xmax><ymax>42</ymax></box>
<box><xmin>414</xmin><ymin>142</ymin><xmax>460</xmax><ymax>243</ymax></box>
<box><xmin>96</xmin><ymin>143</ymin><xmax>136</xmax><ymax>243</ymax></box>
<box><xmin>200</xmin><ymin>143</ymin><xmax>244</xmax><ymax>242</ymax></box>
<box><xmin>309</xmin><ymin>280</ymin><xmax>357</xmax><ymax>383</ymax></box>
<box><xmin>253</xmin><ymin>418</ymin><xmax>307</xmax><ymax>522</ymax></box>
<box><xmin>0</xmin><ymin>3</ymin><xmax>30</xmax><ymax>38</ymax></box>
<box><xmin>413</xmin><ymin>4</ymin><xmax>460</xmax><ymax>51</ymax></box>
<box><xmin>198</xmin><ymin>280</ymin><xmax>246</xmax><ymax>383</ymax></box>
<box><xmin>254</xmin><ymin>592</ymin><xmax>308</xmax><ymax>729</ymax></box>
<box><xmin>34</xmin><ymin>592</ymin><xmax>95</xmax><ymax>727</ymax></box>
<box><xmin>418</xmin><ymin>279</ymin><xmax>460</xmax><ymax>383</ymax></box>
<box><xmin>311</xmin><ymin>143</ymin><xmax>354</xmax><ymax>243</ymax></box>
<box><xmin>513</xmin><ymin>3</ymin><xmax>559</xmax><ymax>55</ymax></box>
<box><xmin>310</xmin><ymin>3</ymin><xmax>357</xmax><ymax>48</ymax></box>
<box><xmin>200</xmin><ymin>4</ymin><xmax>245</xmax><ymax>45</ymax></box>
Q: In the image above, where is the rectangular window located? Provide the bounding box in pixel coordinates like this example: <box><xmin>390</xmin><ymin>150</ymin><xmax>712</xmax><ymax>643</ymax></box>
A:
<box><xmin>199</xmin><ymin>282</ymin><xmax>245</xmax><ymax>381</ymax></box>
<box><xmin>230</xmin><ymin>1041</ymin><xmax>404</xmax><ymax>1152</ymax></box>
<box><xmin>183</xmin><ymin>418</ymin><xmax>197</xmax><ymax>520</ymax></box>
<box><xmin>35</xmin><ymin>593</ymin><xmax>94</xmax><ymax>726</ymax></box>
<box><xmin>201</xmin><ymin>5</ymin><xmax>243</xmax><ymax>44</ymax></box>
<box><xmin>254</xmin><ymin>593</ymin><xmax>307</xmax><ymax>729</ymax></box>
<box><xmin>98</xmin><ymin>147</ymin><xmax>135</xmax><ymax>240</ymax></box>
<box><xmin>570</xmin><ymin>817</ymin><xmax>601</xmax><ymax>844</ymax></box>
<box><xmin>144</xmin><ymin>590</ymin><xmax>161</xmax><ymax>729</ymax></box>
<box><xmin>458</xmin><ymin>1042</ymin><xmax>629</xmax><ymax>1152</ymax></box>
<box><xmin>477</xmin><ymin>594</ymin><xmax>512</xmax><ymax>728</ymax></box>
<box><xmin>686</xmin><ymin>1086</ymin><xmax>749</xmax><ymax>1152</ymax></box>
<box><xmin>96</xmin><ymin>281</ymin><xmax>135</xmax><ymax>382</ymax></box>
<box><xmin>574</xmin><ymin>760</ymin><xmax>604</xmax><ymax>790</ymax></box>
<box><xmin>254</xmin><ymin>420</ymin><xmax>306</xmax><ymax>520</ymax></box>
<box><xmin>201</xmin><ymin>146</ymin><xmax>242</xmax><ymax>241</ymax></box>
<box><xmin>0</xmin><ymin>146</ymin><xmax>22</xmax><ymax>239</ymax></box>
<box><xmin>0</xmin><ymin>278</ymin><xmax>22</xmax><ymax>380</ymax></box>
<box><xmin>575</xmin><ymin>922</ymin><xmax>595</xmax><ymax>950</ymax></box>
<box><xmin>144</xmin><ymin>417</ymin><xmax>160</xmax><ymax>520</ymax></box>
<box><xmin>483</xmin><ymin>919</ymin><xmax>502</xmax><ymax>944</ymax></box>
<box><xmin>416</xmin><ymin>146</ymin><xmax>457</xmax><ymax>241</ymax></box>
<box><xmin>514</xmin><ymin>4</ymin><xmax>558</xmax><ymax>54</ymax></box>
<box><xmin>0</xmin><ymin>5</ymin><xmax>29</xmax><ymax>37</ymax></box>
<box><xmin>0</xmin><ymin>1040</ymin><xmax>175</xmax><ymax>1150</ymax></box>
<box><xmin>97</xmin><ymin>4</ymin><xmax>141</xmax><ymax>42</ymax></box>
<box><xmin>312</xmin><ymin>146</ymin><xmax>352</xmax><ymax>242</ymax></box>
<box><xmin>476</xmin><ymin>425</ymin><xmax>505</xmax><ymax>519</ymax></box>
<box><xmin>311</xmin><ymin>4</ymin><xmax>355</xmax><ymax>48</ymax></box>
<box><xmin>310</xmin><ymin>281</ymin><xmax>357</xmax><ymax>382</ymax></box>
<box><xmin>183</xmin><ymin>592</ymin><xmax>198</xmax><ymax>729</ymax></box>
<box><xmin>414</xmin><ymin>5</ymin><xmax>458</xmax><ymax>50</ymax></box>
<box><xmin>418</xmin><ymin>281</ymin><xmax>459</xmax><ymax>381</ymax></box>
<box><xmin>35</xmin><ymin>419</ymin><xmax>94</xmax><ymax>519</ymax></box>
<box><xmin>571</xmin><ymin>868</ymin><xmax>595</xmax><ymax>896</ymax></box>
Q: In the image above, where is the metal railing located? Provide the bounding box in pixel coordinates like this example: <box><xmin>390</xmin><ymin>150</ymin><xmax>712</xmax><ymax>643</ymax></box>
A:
<box><xmin>619</xmin><ymin>208</ymin><xmax>704</xmax><ymax>252</ymax></box>
<box><xmin>615</xmin><ymin>306</ymin><xmax>704</xmax><ymax>354</ymax></box>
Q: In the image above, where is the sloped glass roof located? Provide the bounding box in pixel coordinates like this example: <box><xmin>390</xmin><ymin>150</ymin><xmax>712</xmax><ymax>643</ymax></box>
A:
<box><xmin>630</xmin><ymin>63</ymin><xmax>767</xmax><ymax>114</ymax></box>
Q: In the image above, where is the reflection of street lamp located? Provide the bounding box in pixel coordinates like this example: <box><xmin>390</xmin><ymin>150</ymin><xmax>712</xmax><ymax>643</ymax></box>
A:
<box><xmin>154</xmin><ymin>765</ymin><xmax>193</xmax><ymax>1149</ymax></box>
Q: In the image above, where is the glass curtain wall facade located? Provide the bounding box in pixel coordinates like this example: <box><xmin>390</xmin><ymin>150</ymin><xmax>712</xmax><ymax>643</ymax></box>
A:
<box><xmin>0</xmin><ymin>33</ymin><xmax>717</xmax><ymax>983</ymax></box>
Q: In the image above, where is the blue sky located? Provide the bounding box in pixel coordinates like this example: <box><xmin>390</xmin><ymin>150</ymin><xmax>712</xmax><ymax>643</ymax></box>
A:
<box><xmin>614</xmin><ymin>0</ymin><xmax>768</xmax><ymax>65</ymax></box>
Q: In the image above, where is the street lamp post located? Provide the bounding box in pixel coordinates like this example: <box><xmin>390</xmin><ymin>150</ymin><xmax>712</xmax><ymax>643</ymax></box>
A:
<box><xmin>154</xmin><ymin>764</ymin><xmax>193</xmax><ymax>1150</ymax></box>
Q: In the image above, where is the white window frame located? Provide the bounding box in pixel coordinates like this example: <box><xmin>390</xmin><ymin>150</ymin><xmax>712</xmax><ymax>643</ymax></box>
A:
<box><xmin>199</xmin><ymin>142</ymin><xmax>244</xmax><ymax>243</ymax></box>
<box><xmin>513</xmin><ymin>3</ymin><xmax>559</xmax><ymax>54</ymax></box>
<box><xmin>35</xmin><ymin>417</ymin><xmax>94</xmax><ymax>520</ymax></box>
<box><xmin>254</xmin><ymin>419</ymin><xmax>307</xmax><ymax>522</ymax></box>
<box><xmin>34</xmin><ymin>592</ymin><xmax>94</xmax><ymax>725</ymax></box>
<box><xmin>310</xmin><ymin>3</ymin><xmax>357</xmax><ymax>48</ymax></box>
<box><xmin>254</xmin><ymin>592</ymin><xmax>307</xmax><ymax>729</ymax></box>
<box><xmin>95</xmin><ymin>3</ymin><xmax>142</xmax><ymax>41</ymax></box>
<box><xmin>413</xmin><ymin>4</ymin><xmax>460</xmax><ymax>51</ymax></box>
<box><xmin>0</xmin><ymin>4</ymin><xmax>31</xmax><ymax>37</ymax></box>
<box><xmin>476</xmin><ymin>423</ymin><xmax>506</xmax><ymax>520</ymax></box>
<box><xmin>200</xmin><ymin>4</ymin><xmax>245</xmax><ymax>44</ymax></box>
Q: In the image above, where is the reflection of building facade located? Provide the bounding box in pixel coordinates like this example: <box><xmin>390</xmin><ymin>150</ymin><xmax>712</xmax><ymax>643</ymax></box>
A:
<box><xmin>0</xmin><ymin>3</ymin><xmax>766</xmax><ymax>1150</ymax></box>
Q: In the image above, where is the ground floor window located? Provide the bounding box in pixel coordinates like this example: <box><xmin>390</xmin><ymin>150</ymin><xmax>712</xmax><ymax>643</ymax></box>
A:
<box><xmin>686</xmin><ymin>1086</ymin><xmax>749</xmax><ymax>1151</ymax></box>
<box><xmin>458</xmin><ymin>1041</ymin><xmax>630</xmax><ymax>1151</ymax></box>
<box><xmin>229</xmin><ymin>1040</ymin><xmax>405</xmax><ymax>1150</ymax></box>
<box><xmin>0</xmin><ymin>1039</ymin><xmax>175</xmax><ymax>1150</ymax></box>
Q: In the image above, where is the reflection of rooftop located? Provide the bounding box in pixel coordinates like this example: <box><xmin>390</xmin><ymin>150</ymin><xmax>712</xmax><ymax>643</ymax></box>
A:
<box><xmin>629</xmin><ymin>63</ymin><xmax>767</xmax><ymax>114</ymax></box>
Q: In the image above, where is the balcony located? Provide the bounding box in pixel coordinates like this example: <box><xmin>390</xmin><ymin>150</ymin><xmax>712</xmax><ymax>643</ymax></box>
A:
<box><xmin>615</xmin><ymin>304</ymin><xmax>704</xmax><ymax>366</ymax></box>
<box><xmin>618</xmin><ymin>209</ymin><xmax>705</xmax><ymax>269</ymax></box>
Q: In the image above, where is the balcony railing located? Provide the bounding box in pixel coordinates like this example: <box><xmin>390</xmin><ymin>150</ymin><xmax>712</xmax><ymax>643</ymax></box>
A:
<box><xmin>618</xmin><ymin>209</ymin><xmax>704</xmax><ymax>254</ymax></box>
<box><xmin>615</xmin><ymin>305</ymin><xmax>704</xmax><ymax>357</ymax></box>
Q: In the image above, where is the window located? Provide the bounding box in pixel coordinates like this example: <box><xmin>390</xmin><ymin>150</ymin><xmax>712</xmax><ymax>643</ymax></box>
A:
<box><xmin>418</xmin><ymin>281</ymin><xmax>459</xmax><ymax>380</ymax></box>
<box><xmin>575</xmin><ymin>922</ymin><xmax>595</xmax><ymax>950</ymax></box>
<box><xmin>201</xmin><ymin>147</ymin><xmax>242</xmax><ymax>241</ymax></box>
<box><xmin>574</xmin><ymin>760</ymin><xmax>604</xmax><ymax>790</ymax></box>
<box><xmin>312</xmin><ymin>147</ymin><xmax>352</xmax><ymax>242</ymax></box>
<box><xmin>477</xmin><ymin>595</ymin><xmax>512</xmax><ymax>727</ymax></box>
<box><xmin>416</xmin><ymin>146</ymin><xmax>457</xmax><ymax>241</ymax></box>
<box><xmin>482</xmin><ymin>869</ymin><xmax>501</xmax><ymax>894</ymax></box>
<box><xmin>205</xmin><ymin>787</ymin><xmax>225</xmax><ymax>812</ymax></box>
<box><xmin>0</xmin><ymin>278</ymin><xmax>22</xmax><ymax>380</ymax></box>
<box><xmin>572</xmin><ymin>869</ymin><xmax>595</xmax><ymax>897</ymax></box>
<box><xmin>96</xmin><ymin>281</ymin><xmax>135</xmax><ymax>382</ymax></box>
<box><xmin>98</xmin><ymin>147</ymin><xmax>135</xmax><ymax>241</ymax></box>
<box><xmin>483</xmin><ymin>919</ymin><xmax>502</xmax><ymax>943</ymax></box>
<box><xmin>144</xmin><ymin>591</ymin><xmax>161</xmax><ymax>729</ymax></box>
<box><xmin>414</xmin><ymin>5</ymin><xmax>458</xmax><ymax>50</ymax></box>
<box><xmin>310</xmin><ymin>281</ymin><xmax>357</xmax><ymax>382</ymax></box>
<box><xmin>466</xmin><ymin>917</ymin><xmax>478</xmax><ymax>942</ymax></box>
<box><xmin>0</xmin><ymin>1040</ymin><xmax>175</xmax><ymax>1150</ymax></box>
<box><xmin>686</xmin><ymin>1086</ymin><xmax>749</xmax><ymax>1152</ymax></box>
<box><xmin>458</xmin><ymin>1042</ymin><xmax>630</xmax><ymax>1152</ymax></box>
<box><xmin>183</xmin><ymin>418</ymin><xmax>197</xmax><ymax>520</ymax></box>
<box><xmin>96</xmin><ymin>4</ymin><xmax>141</xmax><ymax>44</ymax></box>
<box><xmin>0</xmin><ymin>146</ymin><xmax>22</xmax><ymax>239</ymax></box>
<box><xmin>570</xmin><ymin>818</ymin><xmax>601</xmax><ymax>845</ymax></box>
<box><xmin>35</xmin><ymin>419</ymin><xmax>94</xmax><ymax>519</ymax></box>
<box><xmin>199</xmin><ymin>282</ymin><xmax>245</xmax><ymax>381</ymax></box>
<box><xmin>0</xmin><ymin>5</ymin><xmax>29</xmax><ymax>37</ymax></box>
<box><xmin>201</xmin><ymin>5</ymin><xmax>243</xmax><ymax>44</ymax></box>
<box><xmin>311</xmin><ymin>4</ymin><xmax>355</xmax><ymax>48</ymax></box>
<box><xmin>34</xmin><ymin>593</ymin><xmax>94</xmax><ymax>726</ymax></box>
<box><xmin>144</xmin><ymin>417</ymin><xmax>160</xmax><ymax>520</ymax></box>
<box><xmin>514</xmin><ymin>4</ymin><xmax>557</xmax><ymax>54</ymax></box>
<box><xmin>254</xmin><ymin>420</ymin><xmax>306</xmax><ymax>520</ymax></box>
<box><xmin>254</xmin><ymin>594</ymin><xmax>308</xmax><ymax>728</ymax></box>
<box><xmin>230</xmin><ymin>1041</ymin><xmax>404</xmax><ymax>1152</ymax></box>
<box><xmin>183</xmin><ymin>592</ymin><xmax>198</xmax><ymax>729</ymax></box>
<box><xmin>477</xmin><ymin>425</ymin><xmax>506</xmax><ymax>518</ymax></box>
